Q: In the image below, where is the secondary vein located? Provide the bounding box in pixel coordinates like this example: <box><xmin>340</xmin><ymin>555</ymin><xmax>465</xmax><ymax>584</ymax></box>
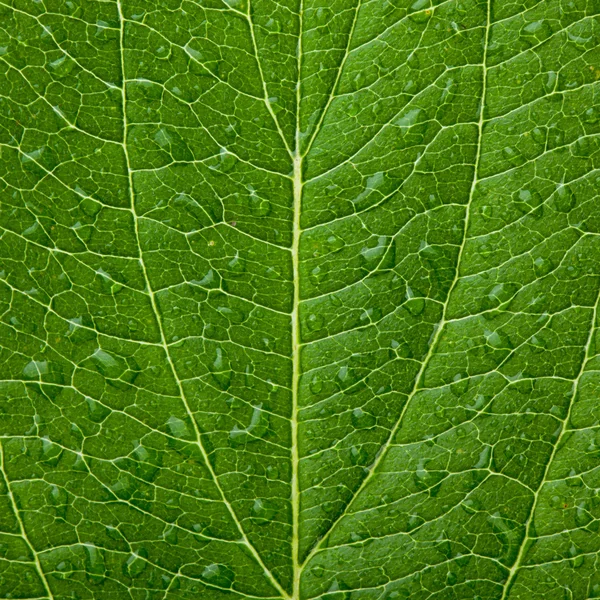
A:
<box><xmin>116</xmin><ymin>2</ymin><xmax>288</xmax><ymax>597</ymax></box>
<box><xmin>299</xmin><ymin>0</ymin><xmax>493</xmax><ymax>568</ymax></box>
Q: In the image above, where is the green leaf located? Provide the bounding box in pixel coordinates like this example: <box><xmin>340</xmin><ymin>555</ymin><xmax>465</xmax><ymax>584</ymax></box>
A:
<box><xmin>0</xmin><ymin>0</ymin><xmax>599</xmax><ymax>598</ymax></box>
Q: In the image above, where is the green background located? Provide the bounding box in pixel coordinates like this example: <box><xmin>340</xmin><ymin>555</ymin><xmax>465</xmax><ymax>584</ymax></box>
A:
<box><xmin>0</xmin><ymin>0</ymin><xmax>599</xmax><ymax>597</ymax></box>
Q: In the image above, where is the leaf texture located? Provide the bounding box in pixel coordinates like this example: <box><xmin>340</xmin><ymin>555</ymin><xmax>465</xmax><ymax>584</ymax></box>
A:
<box><xmin>0</xmin><ymin>0</ymin><xmax>599</xmax><ymax>598</ymax></box>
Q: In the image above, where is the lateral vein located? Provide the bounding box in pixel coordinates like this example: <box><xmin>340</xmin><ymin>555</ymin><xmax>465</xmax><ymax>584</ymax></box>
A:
<box><xmin>116</xmin><ymin>2</ymin><xmax>288</xmax><ymax>597</ymax></box>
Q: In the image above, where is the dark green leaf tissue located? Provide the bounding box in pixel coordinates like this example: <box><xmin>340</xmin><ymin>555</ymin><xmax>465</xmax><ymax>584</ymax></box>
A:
<box><xmin>0</xmin><ymin>0</ymin><xmax>599</xmax><ymax>598</ymax></box>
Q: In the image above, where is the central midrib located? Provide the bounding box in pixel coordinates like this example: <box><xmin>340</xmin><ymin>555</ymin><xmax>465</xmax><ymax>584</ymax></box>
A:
<box><xmin>290</xmin><ymin>150</ymin><xmax>302</xmax><ymax>600</ymax></box>
<box><xmin>290</xmin><ymin>1</ymin><xmax>304</xmax><ymax>597</ymax></box>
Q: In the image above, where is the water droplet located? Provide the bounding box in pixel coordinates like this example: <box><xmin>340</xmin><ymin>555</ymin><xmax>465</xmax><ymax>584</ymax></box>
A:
<box><xmin>413</xmin><ymin>460</ymin><xmax>436</xmax><ymax>490</ymax></box>
<box><xmin>316</xmin><ymin>7</ymin><xmax>331</xmax><ymax>24</ymax></box>
<box><xmin>124</xmin><ymin>549</ymin><xmax>148</xmax><ymax>578</ymax></box>
<box><xmin>403</xmin><ymin>53</ymin><xmax>421</xmax><ymax>74</ymax></box>
<box><xmin>67</xmin><ymin>316</ymin><xmax>97</xmax><ymax>344</ymax></box>
<box><xmin>573</xmin><ymin>136</ymin><xmax>592</xmax><ymax>157</ymax></box>
<box><xmin>447</xmin><ymin>571</ymin><xmax>458</xmax><ymax>586</ymax></box>
<box><xmin>566</xmin><ymin>474</ymin><xmax>583</xmax><ymax>487</ymax></box>
<box><xmin>352</xmin><ymin>71</ymin><xmax>366</xmax><ymax>91</ymax></box>
<box><xmin>346</xmin><ymin>102</ymin><xmax>360</xmax><ymax>117</ymax></box>
<box><xmin>312</xmin><ymin>565</ymin><xmax>325</xmax><ymax>578</ymax></box>
<box><xmin>485</xmin><ymin>328</ymin><xmax>513</xmax><ymax>349</ymax></box>
<box><xmin>552</xmin><ymin>185</ymin><xmax>576</xmax><ymax>213</ymax></box>
<box><xmin>310</xmin><ymin>265</ymin><xmax>328</xmax><ymax>285</ymax></box>
<box><xmin>583</xmin><ymin>107</ymin><xmax>598</xmax><ymax>124</ymax></box>
<box><xmin>229</xmin><ymin>404</ymin><xmax>269</xmax><ymax>446</ymax></box>
<box><xmin>483</xmin><ymin>282</ymin><xmax>519</xmax><ymax>310</ymax></box>
<box><xmin>392</xmin><ymin>339</ymin><xmax>413</xmax><ymax>359</ymax></box>
<box><xmin>529</xmin><ymin>334</ymin><xmax>547</xmax><ymax>353</ymax></box>
<box><xmin>48</xmin><ymin>485</ymin><xmax>69</xmax><ymax>518</ymax></box>
<box><xmin>531</xmin><ymin>127</ymin><xmax>547</xmax><ymax>145</ymax></box>
<box><xmin>409</xmin><ymin>0</ymin><xmax>432</xmax><ymax>23</ymax></box>
<box><xmin>360</xmin><ymin>236</ymin><xmax>388</xmax><ymax>269</ymax></box>
<box><xmin>350</xmin><ymin>445</ymin><xmax>369</xmax><ymax>466</ymax></box>
<box><xmin>41</xmin><ymin>437</ymin><xmax>63</xmax><ymax>466</ymax></box>
<box><xmin>210</xmin><ymin>147</ymin><xmax>237</xmax><ymax>173</ymax></box>
<box><xmin>330</xmin><ymin>294</ymin><xmax>342</xmax><ymax>307</ymax></box>
<box><xmin>266</xmin><ymin>464</ymin><xmax>279</xmax><ymax>480</ymax></box>
<box><xmin>534</xmin><ymin>256</ymin><xmax>554</xmax><ymax>276</ymax></box>
<box><xmin>265</xmin><ymin>17</ymin><xmax>281</xmax><ymax>32</ymax></box>
<box><xmin>351</xmin><ymin>408</ymin><xmax>376</xmax><ymax>429</ymax></box>
<box><xmin>227</xmin><ymin>253</ymin><xmax>246</xmax><ymax>277</ymax></box>
<box><xmin>249</xmin><ymin>194</ymin><xmax>271</xmax><ymax>217</ymax></box>
<box><xmin>548</xmin><ymin>126</ymin><xmax>565</xmax><ymax>148</ymax></box>
<box><xmin>264</xmin><ymin>266</ymin><xmax>279</xmax><ymax>280</ymax></box>
<box><xmin>190</xmin><ymin>268</ymin><xmax>219</xmax><ymax>290</ymax></box>
<box><xmin>461</xmin><ymin>498</ymin><xmax>480</xmax><ymax>514</ymax></box>
<box><xmin>306</xmin><ymin>313</ymin><xmax>324</xmax><ymax>332</ymax></box>
<box><xmin>520</xmin><ymin>20</ymin><xmax>552</xmax><ymax>44</ymax></box>
<box><xmin>405</xmin><ymin>297</ymin><xmax>425</xmax><ymax>316</ymax></box>
<box><xmin>544</xmin><ymin>70</ymin><xmax>557</xmax><ymax>93</ymax></box>
<box><xmin>564</xmin><ymin>255</ymin><xmax>582</xmax><ymax>279</ymax></box>
<box><xmin>359</xmin><ymin>307</ymin><xmax>382</xmax><ymax>324</ymax></box>
<box><xmin>575</xmin><ymin>504</ymin><xmax>591</xmax><ymax>527</ymax></box>
<box><xmin>309</xmin><ymin>374</ymin><xmax>323</xmax><ymax>394</ymax></box>
<box><xmin>450</xmin><ymin>373</ymin><xmax>469</xmax><ymax>396</ymax></box>
<box><xmin>53</xmin><ymin>560</ymin><xmax>75</xmax><ymax>580</ymax></box>
<box><xmin>167</xmin><ymin>416</ymin><xmax>189</xmax><ymax>439</ymax></box>
<box><xmin>209</xmin><ymin>346</ymin><xmax>232</xmax><ymax>390</ymax></box>
<box><xmin>201</xmin><ymin>564</ymin><xmax>234</xmax><ymax>588</ymax></box>
<box><xmin>22</xmin><ymin>360</ymin><xmax>49</xmax><ymax>379</ymax></box>
<box><xmin>502</xmin><ymin>146</ymin><xmax>523</xmax><ymax>166</ymax></box>
<box><xmin>91</xmin><ymin>348</ymin><xmax>124</xmax><ymax>379</ymax></box>
<box><xmin>337</xmin><ymin>363</ymin><xmax>361</xmax><ymax>392</ymax></box>
<box><xmin>84</xmin><ymin>544</ymin><xmax>106</xmax><ymax>585</ymax></box>
<box><xmin>81</xmin><ymin>197</ymin><xmax>101</xmax><ymax>217</ymax></box>
<box><xmin>48</xmin><ymin>54</ymin><xmax>75</xmax><ymax>78</ymax></box>
<box><xmin>513</xmin><ymin>188</ymin><xmax>543</xmax><ymax>215</ymax></box>
<box><xmin>86</xmin><ymin>397</ymin><xmax>110</xmax><ymax>423</ymax></box>
<box><xmin>251</xmin><ymin>498</ymin><xmax>277</xmax><ymax>524</ymax></box>
<box><xmin>217</xmin><ymin>305</ymin><xmax>246</xmax><ymax>324</ymax></box>
<box><xmin>326</xmin><ymin>234</ymin><xmax>345</xmax><ymax>253</ymax></box>
<box><xmin>162</xmin><ymin>525</ymin><xmax>179</xmax><ymax>546</ymax></box>
<box><xmin>385</xmin><ymin>591</ymin><xmax>409</xmax><ymax>600</ymax></box>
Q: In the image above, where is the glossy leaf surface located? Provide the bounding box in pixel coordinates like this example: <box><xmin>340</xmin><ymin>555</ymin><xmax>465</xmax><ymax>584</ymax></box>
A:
<box><xmin>0</xmin><ymin>0</ymin><xmax>599</xmax><ymax>598</ymax></box>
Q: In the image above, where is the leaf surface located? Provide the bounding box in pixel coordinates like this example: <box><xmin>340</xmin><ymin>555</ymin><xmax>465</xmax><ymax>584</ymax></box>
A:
<box><xmin>0</xmin><ymin>0</ymin><xmax>599</xmax><ymax>598</ymax></box>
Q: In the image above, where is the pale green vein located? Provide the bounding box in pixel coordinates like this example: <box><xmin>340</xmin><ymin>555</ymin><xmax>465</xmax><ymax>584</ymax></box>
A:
<box><xmin>116</xmin><ymin>1</ymin><xmax>289</xmax><ymax>596</ymax></box>
<box><xmin>300</xmin><ymin>0</ymin><xmax>492</xmax><ymax>568</ymax></box>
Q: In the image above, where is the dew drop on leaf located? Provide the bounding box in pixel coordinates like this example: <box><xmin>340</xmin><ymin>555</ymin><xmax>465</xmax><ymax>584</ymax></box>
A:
<box><xmin>405</xmin><ymin>297</ymin><xmax>425</xmax><ymax>316</ymax></box>
<box><xmin>249</xmin><ymin>193</ymin><xmax>272</xmax><ymax>217</ymax></box>
<box><xmin>325</xmin><ymin>234</ymin><xmax>345</xmax><ymax>254</ymax></box>
<box><xmin>167</xmin><ymin>416</ymin><xmax>189</xmax><ymax>439</ymax></box>
<box><xmin>306</xmin><ymin>313</ymin><xmax>324</xmax><ymax>331</ymax></box>
<box><xmin>450</xmin><ymin>373</ymin><xmax>469</xmax><ymax>397</ymax></box>
<box><xmin>227</xmin><ymin>253</ymin><xmax>246</xmax><ymax>277</ymax></box>
<box><xmin>310</xmin><ymin>374</ymin><xmax>323</xmax><ymax>394</ymax></box>
<box><xmin>533</xmin><ymin>256</ymin><xmax>554</xmax><ymax>277</ymax></box>
<box><xmin>124</xmin><ymin>549</ymin><xmax>148</xmax><ymax>578</ymax></box>
<box><xmin>229</xmin><ymin>405</ymin><xmax>269</xmax><ymax>445</ymax></box>
<box><xmin>251</xmin><ymin>498</ymin><xmax>278</xmax><ymax>524</ymax></box>
<box><xmin>351</xmin><ymin>407</ymin><xmax>376</xmax><ymax>429</ymax></box>
<box><xmin>583</xmin><ymin>106</ymin><xmax>598</xmax><ymax>124</ymax></box>
<box><xmin>349</xmin><ymin>445</ymin><xmax>369</xmax><ymax>466</ymax></box>
<box><xmin>210</xmin><ymin>346</ymin><xmax>233</xmax><ymax>390</ymax></box>
<box><xmin>552</xmin><ymin>185</ymin><xmax>576</xmax><ymax>213</ymax></box>
<box><xmin>84</xmin><ymin>544</ymin><xmax>106</xmax><ymax>585</ymax></box>
<box><xmin>201</xmin><ymin>563</ymin><xmax>234</xmax><ymax>587</ymax></box>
